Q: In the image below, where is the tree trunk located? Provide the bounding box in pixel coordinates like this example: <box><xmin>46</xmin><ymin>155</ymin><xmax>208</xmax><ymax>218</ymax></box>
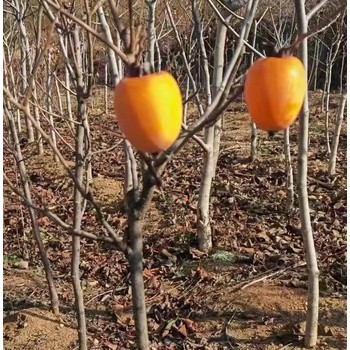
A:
<box><xmin>104</xmin><ymin>61</ymin><xmax>108</xmax><ymax>114</ymax></box>
<box><xmin>71</xmin><ymin>27</ymin><xmax>88</xmax><ymax>350</ymax></box>
<box><xmin>321</xmin><ymin>52</ymin><xmax>329</xmax><ymax>113</ymax></box>
<box><xmin>98</xmin><ymin>6</ymin><xmax>136</xmax><ymax>205</ymax></box>
<box><xmin>294</xmin><ymin>1</ymin><xmax>320</xmax><ymax>347</ymax></box>
<box><xmin>339</xmin><ymin>48</ymin><xmax>345</xmax><ymax>93</ymax></box>
<box><xmin>190</xmin><ymin>0</ymin><xmax>215</xmax><ymax>251</ymax></box>
<box><xmin>32</xmin><ymin>84</ymin><xmax>44</xmax><ymax>155</ymax></box>
<box><xmin>250</xmin><ymin>122</ymin><xmax>258</xmax><ymax>161</ymax></box>
<box><xmin>197</xmin><ymin>11</ymin><xmax>231</xmax><ymax>252</ymax></box>
<box><xmin>123</xmin><ymin>140</ymin><xmax>138</xmax><ymax>210</ymax></box>
<box><xmin>325</xmin><ymin>36</ymin><xmax>342</xmax><ymax>154</ymax></box>
<box><xmin>46</xmin><ymin>49</ymin><xmax>58</xmax><ymax>162</ymax></box>
<box><xmin>97</xmin><ymin>6</ymin><xmax>119</xmax><ymax>85</ymax></box>
<box><xmin>183</xmin><ymin>75</ymin><xmax>190</xmax><ymax>123</ymax></box>
<box><xmin>324</xmin><ymin>49</ymin><xmax>333</xmax><ymax>154</ymax></box>
<box><xmin>284</xmin><ymin>127</ymin><xmax>294</xmax><ymax>211</ymax></box>
<box><xmin>55</xmin><ymin>73</ymin><xmax>64</xmax><ymax>116</ymax></box>
<box><xmin>127</xmin><ymin>215</ymin><xmax>149</xmax><ymax>350</ymax></box>
<box><xmin>328</xmin><ymin>92</ymin><xmax>347</xmax><ymax>176</ymax></box>
<box><xmin>249</xmin><ymin>20</ymin><xmax>259</xmax><ymax>161</ymax></box>
<box><xmin>64</xmin><ymin>36</ymin><xmax>74</xmax><ymax>131</ymax></box>
<box><xmin>146</xmin><ymin>0</ymin><xmax>157</xmax><ymax>71</ymax></box>
<box><xmin>313</xmin><ymin>37</ymin><xmax>323</xmax><ymax>91</ymax></box>
<box><xmin>5</xmin><ymin>108</ymin><xmax>59</xmax><ymax>315</ymax></box>
<box><xmin>17</xmin><ymin>1</ymin><xmax>35</xmax><ymax>142</ymax></box>
<box><xmin>308</xmin><ymin>38</ymin><xmax>318</xmax><ymax>89</ymax></box>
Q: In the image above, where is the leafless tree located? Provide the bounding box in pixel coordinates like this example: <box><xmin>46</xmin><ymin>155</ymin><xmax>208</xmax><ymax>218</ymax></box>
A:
<box><xmin>4</xmin><ymin>107</ymin><xmax>60</xmax><ymax>315</ymax></box>
<box><xmin>196</xmin><ymin>0</ymin><xmax>259</xmax><ymax>251</ymax></box>
<box><xmin>294</xmin><ymin>0</ymin><xmax>326</xmax><ymax>346</ymax></box>
<box><xmin>322</xmin><ymin>13</ymin><xmax>345</xmax><ymax>154</ymax></box>
<box><xmin>328</xmin><ymin>91</ymin><xmax>347</xmax><ymax>176</ymax></box>
<box><xmin>4</xmin><ymin>1</ymin><xmax>345</xmax><ymax>349</ymax></box>
<box><xmin>3</xmin><ymin>0</ymin><xmax>61</xmax><ymax>317</ymax></box>
<box><xmin>248</xmin><ymin>8</ymin><xmax>268</xmax><ymax>161</ymax></box>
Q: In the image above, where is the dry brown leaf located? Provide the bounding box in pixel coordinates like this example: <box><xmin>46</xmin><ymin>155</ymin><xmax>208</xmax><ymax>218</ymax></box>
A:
<box><xmin>177</xmin><ymin>324</ymin><xmax>187</xmax><ymax>338</ymax></box>
<box><xmin>113</xmin><ymin>303</ymin><xmax>126</xmax><ymax>313</ymax></box>
<box><xmin>256</xmin><ymin>232</ymin><xmax>271</xmax><ymax>242</ymax></box>
<box><xmin>189</xmin><ymin>247</ymin><xmax>208</xmax><ymax>259</ymax></box>
<box><xmin>181</xmin><ymin>318</ymin><xmax>196</xmax><ymax>333</ymax></box>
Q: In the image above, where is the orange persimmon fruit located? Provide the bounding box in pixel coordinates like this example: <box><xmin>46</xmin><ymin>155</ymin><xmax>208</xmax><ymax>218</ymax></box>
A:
<box><xmin>114</xmin><ymin>71</ymin><xmax>182</xmax><ymax>153</ymax></box>
<box><xmin>244</xmin><ymin>56</ymin><xmax>307</xmax><ymax>131</ymax></box>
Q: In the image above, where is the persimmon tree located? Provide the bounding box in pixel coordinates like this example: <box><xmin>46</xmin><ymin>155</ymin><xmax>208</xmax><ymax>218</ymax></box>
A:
<box><xmin>194</xmin><ymin>0</ymin><xmax>260</xmax><ymax>251</ymax></box>
<box><xmin>293</xmin><ymin>0</ymin><xmax>345</xmax><ymax>347</ymax></box>
<box><xmin>4</xmin><ymin>96</ymin><xmax>60</xmax><ymax>316</ymax></box>
<box><xmin>4</xmin><ymin>1</ymin><xmax>248</xmax><ymax>349</ymax></box>
<box><xmin>322</xmin><ymin>12</ymin><xmax>345</xmax><ymax>154</ymax></box>
<box><xmin>4</xmin><ymin>1</ymin><xmax>346</xmax><ymax>350</ymax></box>
<box><xmin>242</xmin><ymin>1</ymin><xmax>345</xmax><ymax>346</ymax></box>
<box><xmin>248</xmin><ymin>7</ymin><xmax>268</xmax><ymax>161</ymax></box>
<box><xmin>328</xmin><ymin>91</ymin><xmax>347</xmax><ymax>176</ymax></box>
<box><xmin>3</xmin><ymin>1</ymin><xmax>61</xmax><ymax>315</ymax></box>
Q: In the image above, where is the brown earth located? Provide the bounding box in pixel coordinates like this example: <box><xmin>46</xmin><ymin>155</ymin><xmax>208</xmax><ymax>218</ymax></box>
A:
<box><xmin>3</xmin><ymin>268</ymin><xmax>346</xmax><ymax>349</ymax></box>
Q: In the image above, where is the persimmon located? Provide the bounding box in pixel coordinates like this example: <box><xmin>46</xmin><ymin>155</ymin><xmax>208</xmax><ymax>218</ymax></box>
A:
<box><xmin>114</xmin><ymin>71</ymin><xmax>182</xmax><ymax>153</ymax></box>
<box><xmin>244</xmin><ymin>56</ymin><xmax>307</xmax><ymax>131</ymax></box>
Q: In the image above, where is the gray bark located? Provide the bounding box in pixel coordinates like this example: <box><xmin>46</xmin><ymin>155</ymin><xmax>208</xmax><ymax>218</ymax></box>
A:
<box><xmin>16</xmin><ymin>0</ymin><xmax>35</xmax><ymax>142</ymax></box>
<box><xmin>46</xmin><ymin>48</ymin><xmax>58</xmax><ymax>162</ymax></box>
<box><xmin>146</xmin><ymin>0</ymin><xmax>157</xmax><ymax>71</ymax></box>
<box><xmin>5</xmin><ymin>107</ymin><xmax>59</xmax><ymax>315</ymax></box>
<box><xmin>325</xmin><ymin>36</ymin><xmax>342</xmax><ymax>154</ymax></box>
<box><xmin>249</xmin><ymin>18</ymin><xmax>262</xmax><ymax>162</ymax></box>
<box><xmin>339</xmin><ymin>47</ymin><xmax>345</xmax><ymax>93</ymax></box>
<box><xmin>71</xmin><ymin>26</ymin><xmax>89</xmax><ymax>350</ymax></box>
<box><xmin>197</xmin><ymin>10</ymin><xmax>231</xmax><ymax>252</ymax></box>
<box><xmin>64</xmin><ymin>36</ymin><xmax>74</xmax><ymax>131</ymax></box>
<box><xmin>97</xmin><ymin>6</ymin><xmax>119</xmax><ymax>85</ymax></box>
<box><xmin>183</xmin><ymin>76</ymin><xmax>190</xmax><ymax>123</ymax></box>
<box><xmin>104</xmin><ymin>61</ymin><xmax>108</xmax><ymax>114</ymax></box>
<box><xmin>328</xmin><ymin>92</ymin><xmax>347</xmax><ymax>176</ymax></box>
<box><xmin>192</xmin><ymin>0</ymin><xmax>214</xmax><ymax>251</ymax></box>
<box><xmin>98</xmin><ymin>6</ymin><xmax>137</xmax><ymax>204</ymax></box>
<box><xmin>294</xmin><ymin>0</ymin><xmax>320</xmax><ymax>347</ymax></box>
<box><xmin>313</xmin><ymin>37</ymin><xmax>322</xmax><ymax>91</ymax></box>
<box><xmin>284</xmin><ymin>127</ymin><xmax>294</xmax><ymax>211</ymax></box>
<box><xmin>197</xmin><ymin>0</ymin><xmax>259</xmax><ymax>251</ymax></box>
<box><xmin>127</xmin><ymin>214</ymin><xmax>149</xmax><ymax>350</ymax></box>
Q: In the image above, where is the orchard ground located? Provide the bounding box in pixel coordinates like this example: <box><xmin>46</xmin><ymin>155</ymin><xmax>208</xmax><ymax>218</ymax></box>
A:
<box><xmin>3</xmin><ymin>90</ymin><xmax>346</xmax><ymax>349</ymax></box>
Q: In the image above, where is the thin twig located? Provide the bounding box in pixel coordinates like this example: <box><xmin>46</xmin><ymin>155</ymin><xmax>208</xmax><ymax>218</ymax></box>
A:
<box><xmin>284</xmin><ymin>4</ymin><xmax>345</xmax><ymax>56</ymax></box>
<box><xmin>181</xmin><ymin>123</ymin><xmax>209</xmax><ymax>152</ymax></box>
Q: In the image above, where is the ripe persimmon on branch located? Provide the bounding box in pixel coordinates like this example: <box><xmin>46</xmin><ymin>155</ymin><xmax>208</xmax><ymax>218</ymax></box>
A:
<box><xmin>39</xmin><ymin>0</ymin><xmax>248</xmax><ymax>169</ymax></box>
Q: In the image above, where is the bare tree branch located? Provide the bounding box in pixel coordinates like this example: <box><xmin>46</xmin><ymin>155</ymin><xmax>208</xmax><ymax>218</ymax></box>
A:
<box><xmin>306</xmin><ymin>0</ymin><xmax>328</xmax><ymax>21</ymax></box>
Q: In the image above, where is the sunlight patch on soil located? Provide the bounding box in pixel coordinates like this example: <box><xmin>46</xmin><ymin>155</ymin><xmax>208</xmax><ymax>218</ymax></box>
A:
<box><xmin>26</xmin><ymin>153</ymin><xmax>75</xmax><ymax>180</ymax></box>
<box><xmin>4</xmin><ymin>308</ymin><xmax>77</xmax><ymax>350</ymax></box>
<box><xmin>211</xmin><ymin>284</ymin><xmax>346</xmax><ymax>350</ymax></box>
<box><xmin>90</xmin><ymin>177</ymin><xmax>124</xmax><ymax>205</ymax></box>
